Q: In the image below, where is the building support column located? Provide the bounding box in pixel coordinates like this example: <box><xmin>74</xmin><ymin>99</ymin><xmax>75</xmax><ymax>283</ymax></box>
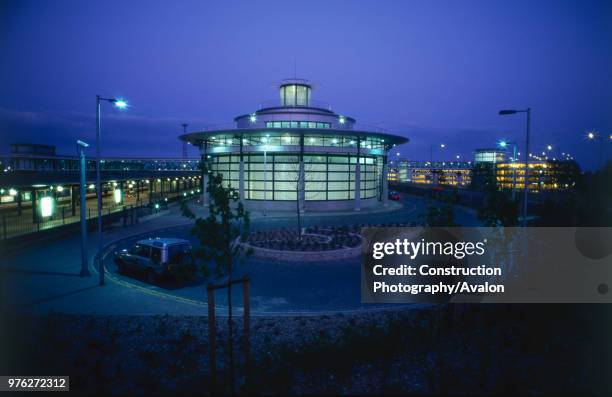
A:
<box><xmin>31</xmin><ymin>188</ymin><xmax>38</xmax><ymax>223</ymax></box>
<box><xmin>17</xmin><ymin>190</ymin><xmax>22</xmax><ymax>216</ymax></box>
<box><xmin>298</xmin><ymin>133</ymin><xmax>305</xmax><ymax>213</ymax></box>
<box><xmin>382</xmin><ymin>155</ymin><xmax>389</xmax><ymax>207</ymax></box>
<box><xmin>239</xmin><ymin>136</ymin><xmax>245</xmax><ymax>203</ymax></box>
<box><xmin>354</xmin><ymin>137</ymin><xmax>361</xmax><ymax>211</ymax></box>
<box><xmin>201</xmin><ymin>141</ymin><xmax>209</xmax><ymax>207</ymax></box>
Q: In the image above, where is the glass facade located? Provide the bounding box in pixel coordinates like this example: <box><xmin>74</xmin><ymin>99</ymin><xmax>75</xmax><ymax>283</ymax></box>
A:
<box><xmin>280</xmin><ymin>84</ymin><xmax>310</xmax><ymax>107</ymax></box>
<box><xmin>209</xmin><ymin>153</ymin><xmax>380</xmax><ymax>201</ymax></box>
<box><xmin>265</xmin><ymin>121</ymin><xmax>330</xmax><ymax>129</ymax></box>
<box><xmin>206</xmin><ymin>134</ymin><xmax>386</xmax><ymax>150</ymax></box>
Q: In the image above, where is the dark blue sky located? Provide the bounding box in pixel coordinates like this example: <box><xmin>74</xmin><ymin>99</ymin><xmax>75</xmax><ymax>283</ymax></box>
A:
<box><xmin>1</xmin><ymin>0</ymin><xmax>610</xmax><ymax>169</ymax></box>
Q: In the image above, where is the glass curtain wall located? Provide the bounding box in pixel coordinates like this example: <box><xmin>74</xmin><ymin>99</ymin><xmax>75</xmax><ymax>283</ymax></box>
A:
<box><xmin>209</xmin><ymin>154</ymin><xmax>380</xmax><ymax>201</ymax></box>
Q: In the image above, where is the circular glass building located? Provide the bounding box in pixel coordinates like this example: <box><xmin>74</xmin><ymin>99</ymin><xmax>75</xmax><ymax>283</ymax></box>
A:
<box><xmin>180</xmin><ymin>79</ymin><xmax>408</xmax><ymax>212</ymax></box>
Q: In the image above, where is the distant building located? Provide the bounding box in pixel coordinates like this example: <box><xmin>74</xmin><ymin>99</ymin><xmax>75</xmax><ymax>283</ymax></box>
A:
<box><xmin>389</xmin><ymin>156</ymin><xmax>579</xmax><ymax>194</ymax></box>
<box><xmin>496</xmin><ymin>160</ymin><xmax>580</xmax><ymax>192</ymax></box>
<box><xmin>389</xmin><ymin>160</ymin><xmax>472</xmax><ymax>187</ymax></box>
<box><xmin>474</xmin><ymin>148</ymin><xmax>506</xmax><ymax>164</ymax></box>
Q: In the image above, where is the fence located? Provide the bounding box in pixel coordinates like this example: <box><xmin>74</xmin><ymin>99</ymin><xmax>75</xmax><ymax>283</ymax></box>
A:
<box><xmin>0</xmin><ymin>200</ymin><xmax>170</xmax><ymax>241</ymax></box>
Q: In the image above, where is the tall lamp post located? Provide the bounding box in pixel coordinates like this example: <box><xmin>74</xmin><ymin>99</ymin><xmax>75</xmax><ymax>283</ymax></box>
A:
<box><xmin>498</xmin><ymin>140</ymin><xmax>518</xmax><ymax>200</ymax></box>
<box><xmin>96</xmin><ymin>95</ymin><xmax>128</xmax><ymax>285</ymax></box>
<box><xmin>499</xmin><ymin>108</ymin><xmax>530</xmax><ymax>226</ymax></box>
<box><xmin>77</xmin><ymin>140</ymin><xmax>91</xmax><ymax>277</ymax></box>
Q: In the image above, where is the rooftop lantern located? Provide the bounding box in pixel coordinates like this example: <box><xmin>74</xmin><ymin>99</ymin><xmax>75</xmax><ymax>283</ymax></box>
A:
<box><xmin>279</xmin><ymin>79</ymin><xmax>311</xmax><ymax>107</ymax></box>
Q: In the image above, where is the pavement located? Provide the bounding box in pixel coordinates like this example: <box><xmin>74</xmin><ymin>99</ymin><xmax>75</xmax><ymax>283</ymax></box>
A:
<box><xmin>1</xmin><ymin>194</ymin><xmax>479</xmax><ymax>316</ymax></box>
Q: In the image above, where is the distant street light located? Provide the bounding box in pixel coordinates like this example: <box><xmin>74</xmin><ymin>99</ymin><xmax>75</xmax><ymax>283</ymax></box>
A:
<box><xmin>96</xmin><ymin>95</ymin><xmax>128</xmax><ymax>286</ymax></box>
<box><xmin>499</xmin><ymin>108</ymin><xmax>531</xmax><ymax>226</ymax></box>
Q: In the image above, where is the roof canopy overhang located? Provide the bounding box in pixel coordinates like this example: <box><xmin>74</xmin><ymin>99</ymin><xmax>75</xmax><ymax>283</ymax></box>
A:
<box><xmin>179</xmin><ymin>128</ymin><xmax>409</xmax><ymax>146</ymax></box>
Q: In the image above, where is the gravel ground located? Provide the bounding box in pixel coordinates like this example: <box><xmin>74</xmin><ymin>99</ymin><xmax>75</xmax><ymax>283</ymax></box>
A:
<box><xmin>1</xmin><ymin>304</ymin><xmax>607</xmax><ymax>395</ymax></box>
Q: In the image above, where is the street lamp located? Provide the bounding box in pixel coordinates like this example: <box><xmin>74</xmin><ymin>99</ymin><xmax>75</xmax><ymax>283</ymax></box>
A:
<box><xmin>499</xmin><ymin>108</ymin><xmax>531</xmax><ymax>226</ymax></box>
<box><xmin>77</xmin><ymin>140</ymin><xmax>90</xmax><ymax>277</ymax></box>
<box><xmin>96</xmin><ymin>95</ymin><xmax>128</xmax><ymax>286</ymax></box>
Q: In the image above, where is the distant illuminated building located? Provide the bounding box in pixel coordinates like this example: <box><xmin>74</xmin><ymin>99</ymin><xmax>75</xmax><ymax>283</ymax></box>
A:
<box><xmin>496</xmin><ymin>160</ymin><xmax>580</xmax><ymax>192</ymax></box>
<box><xmin>474</xmin><ymin>148</ymin><xmax>506</xmax><ymax>164</ymax></box>
<box><xmin>389</xmin><ymin>160</ymin><xmax>472</xmax><ymax>187</ymax></box>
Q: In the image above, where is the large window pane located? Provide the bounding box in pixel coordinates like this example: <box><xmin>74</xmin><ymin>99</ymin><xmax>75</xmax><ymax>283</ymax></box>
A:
<box><xmin>275</xmin><ymin>191</ymin><xmax>297</xmax><ymax>200</ymax></box>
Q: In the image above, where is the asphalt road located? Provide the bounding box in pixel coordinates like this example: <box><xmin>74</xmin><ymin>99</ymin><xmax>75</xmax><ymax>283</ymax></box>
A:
<box><xmin>101</xmin><ymin>193</ymin><xmax>480</xmax><ymax>314</ymax></box>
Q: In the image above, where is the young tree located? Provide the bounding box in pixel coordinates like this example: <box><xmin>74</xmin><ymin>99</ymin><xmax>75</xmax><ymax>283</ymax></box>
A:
<box><xmin>477</xmin><ymin>168</ymin><xmax>519</xmax><ymax>227</ymax></box>
<box><xmin>181</xmin><ymin>164</ymin><xmax>252</xmax><ymax>388</ymax></box>
<box><xmin>286</xmin><ymin>160</ymin><xmax>318</xmax><ymax>240</ymax></box>
<box><xmin>418</xmin><ymin>199</ymin><xmax>458</xmax><ymax>226</ymax></box>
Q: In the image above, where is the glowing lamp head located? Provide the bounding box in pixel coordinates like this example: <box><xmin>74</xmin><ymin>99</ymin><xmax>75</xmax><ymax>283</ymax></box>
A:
<box><xmin>498</xmin><ymin>140</ymin><xmax>507</xmax><ymax>148</ymax></box>
<box><xmin>587</xmin><ymin>132</ymin><xmax>595</xmax><ymax>139</ymax></box>
<box><xmin>113</xmin><ymin>99</ymin><xmax>128</xmax><ymax>109</ymax></box>
<box><xmin>440</xmin><ymin>144</ymin><xmax>445</xmax><ymax>148</ymax></box>
<box><xmin>338</xmin><ymin>116</ymin><xmax>346</xmax><ymax>124</ymax></box>
<box><xmin>249</xmin><ymin>113</ymin><xmax>257</xmax><ymax>123</ymax></box>
<box><xmin>547</xmin><ymin>145</ymin><xmax>553</xmax><ymax>151</ymax></box>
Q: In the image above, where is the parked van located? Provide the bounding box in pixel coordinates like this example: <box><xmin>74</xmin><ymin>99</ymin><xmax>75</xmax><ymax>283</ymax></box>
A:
<box><xmin>114</xmin><ymin>238</ymin><xmax>195</xmax><ymax>283</ymax></box>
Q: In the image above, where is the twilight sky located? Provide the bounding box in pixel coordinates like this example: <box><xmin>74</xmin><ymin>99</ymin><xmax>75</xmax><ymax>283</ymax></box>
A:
<box><xmin>1</xmin><ymin>0</ymin><xmax>611</xmax><ymax>169</ymax></box>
